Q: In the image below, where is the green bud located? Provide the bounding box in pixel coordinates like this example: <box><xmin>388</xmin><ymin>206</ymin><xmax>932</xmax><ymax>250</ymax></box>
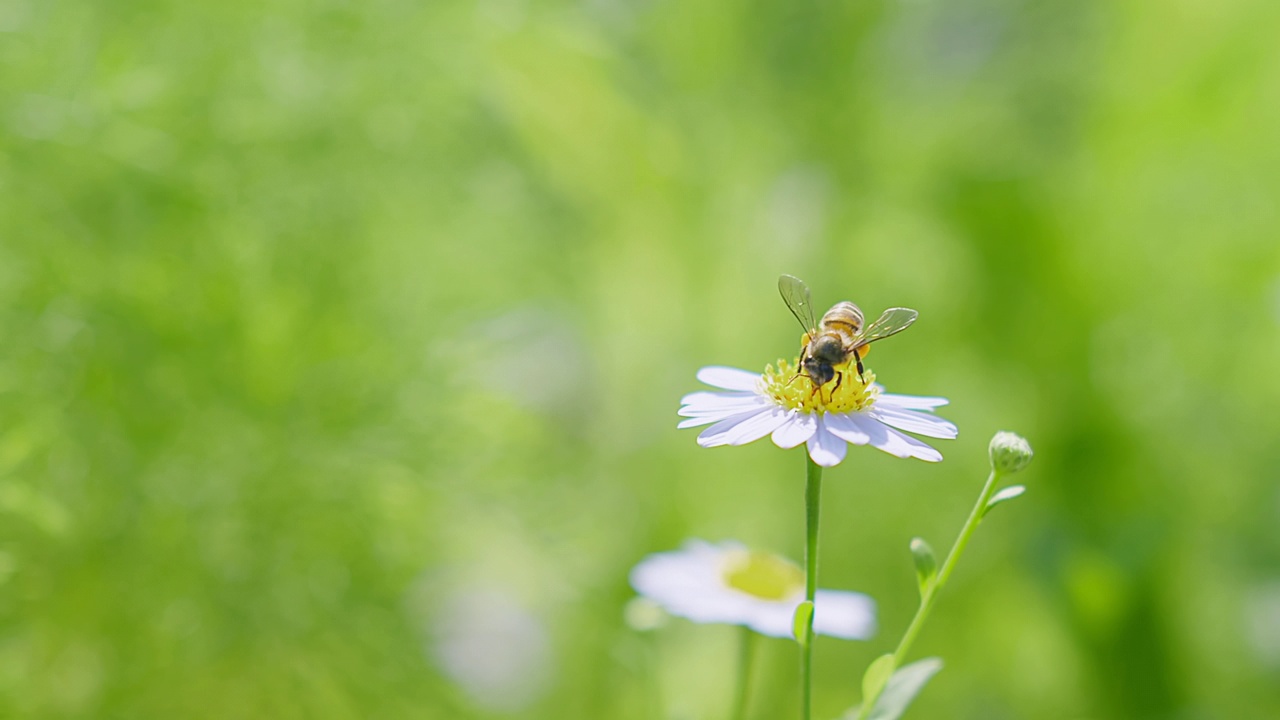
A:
<box><xmin>989</xmin><ymin>431</ymin><xmax>1033</xmax><ymax>474</ymax></box>
<box><xmin>909</xmin><ymin>537</ymin><xmax>937</xmax><ymax>596</ymax></box>
<box><xmin>792</xmin><ymin>601</ymin><xmax>814</xmax><ymax>646</ymax></box>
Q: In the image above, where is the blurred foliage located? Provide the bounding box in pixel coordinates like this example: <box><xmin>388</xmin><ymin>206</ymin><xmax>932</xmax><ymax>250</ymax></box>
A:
<box><xmin>2</xmin><ymin>0</ymin><xmax>1279</xmax><ymax>718</ymax></box>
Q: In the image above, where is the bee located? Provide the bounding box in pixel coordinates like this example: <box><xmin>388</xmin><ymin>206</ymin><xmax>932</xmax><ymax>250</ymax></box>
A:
<box><xmin>778</xmin><ymin>274</ymin><xmax>919</xmax><ymax>391</ymax></box>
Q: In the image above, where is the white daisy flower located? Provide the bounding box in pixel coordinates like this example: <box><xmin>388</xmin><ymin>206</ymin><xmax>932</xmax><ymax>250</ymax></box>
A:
<box><xmin>629</xmin><ymin>540</ymin><xmax>876</xmax><ymax>641</ymax></box>
<box><xmin>678</xmin><ymin>360</ymin><xmax>956</xmax><ymax>467</ymax></box>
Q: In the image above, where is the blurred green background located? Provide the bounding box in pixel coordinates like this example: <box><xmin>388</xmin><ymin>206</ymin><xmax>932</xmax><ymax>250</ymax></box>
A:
<box><xmin>2</xmin><ymin>0</ymin><xmax>1279</xmax><ymax>718</ymax></box>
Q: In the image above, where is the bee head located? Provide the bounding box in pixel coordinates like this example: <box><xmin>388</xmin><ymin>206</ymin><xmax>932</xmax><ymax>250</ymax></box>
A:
<box><xmin>801</xmin><ymin>356</ymin><xmax>836</xmax><ymax>387</ymax></box>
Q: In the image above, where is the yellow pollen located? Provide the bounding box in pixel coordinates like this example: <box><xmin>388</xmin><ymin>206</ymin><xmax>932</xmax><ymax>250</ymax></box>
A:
<box><xmin>761</xmin><ymin>357</ymin><xmax>878</xmax><ymax>414</ymax></box>
<box><xmin>723</xmin><ymin>550</ymin><xmax>805</xmax><ymax>600</ymax></box>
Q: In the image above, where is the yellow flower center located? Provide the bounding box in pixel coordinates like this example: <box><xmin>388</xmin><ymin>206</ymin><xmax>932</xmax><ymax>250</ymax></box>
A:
<box><xmin>723</xmin><ymin>550</ymin><xmax>805</xmax><ymax>600</ymax></box>
<box><xmin>760</xmin><ymin>356</ymin><xmax>878</xmax><ymax>414</ymax></box>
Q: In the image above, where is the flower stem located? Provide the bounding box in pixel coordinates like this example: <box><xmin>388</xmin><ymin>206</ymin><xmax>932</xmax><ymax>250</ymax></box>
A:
<box><xmin>802</xmin><ymin>454</ymin><xmax>823</xmax><ymax>720</ymax></box>
<box><xmin>856</xmin><ymin>469</ymin><xmax>1004</xmax><ymax>719</ymax></box>
<box><xmin>731</xmin><ymin>625</ymin><xmax>755</xmax><ymax>720</ymax></box>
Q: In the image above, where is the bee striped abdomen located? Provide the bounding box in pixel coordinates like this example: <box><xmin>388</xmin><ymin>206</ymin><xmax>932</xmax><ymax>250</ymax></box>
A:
<box><xmin>819</xmin><ymin>301</ymin><xmax>864</xmax><ymax>340</ymax></box>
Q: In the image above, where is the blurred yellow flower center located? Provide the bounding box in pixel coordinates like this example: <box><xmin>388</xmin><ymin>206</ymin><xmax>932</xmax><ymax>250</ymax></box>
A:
<box><xmin>723</xmin><ymin>550</ymin><xmax>805</xmax><ymax>600</ymax></box>
<box><xmin>761</xmin><ymin>357</ymin><xmax>877</xmax><ymax>414</ymax></box>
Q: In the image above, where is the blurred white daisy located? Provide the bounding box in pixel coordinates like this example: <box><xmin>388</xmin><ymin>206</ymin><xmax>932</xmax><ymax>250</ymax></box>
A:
<box><xmin>678</xmin><ymin>362</ymin><xmax>956</xmax><ymax>467</ymax></box>
<box><xmin>629</xmin><ymin>540</ymin><xmax>875</xmax><ymax>640</ymax></box>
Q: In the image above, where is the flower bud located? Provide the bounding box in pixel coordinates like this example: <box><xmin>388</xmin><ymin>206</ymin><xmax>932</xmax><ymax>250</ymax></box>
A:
<box><xmin>988</xmin><ymin>431</ymin><xmax>1033</xmax><ymax>474</ymax></box>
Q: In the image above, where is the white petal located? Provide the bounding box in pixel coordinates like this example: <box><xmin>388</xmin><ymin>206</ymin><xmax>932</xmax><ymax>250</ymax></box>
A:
<box><xmin>806</xmin><ymin>417</ymin><xmax>847</xmax><ymax>467</ymax></box>
<box><xmin>689</xmin><ymin>406</ymin><xmax>790</xmax><ymax>445</ymax></box>
<box><xmin>824</xmin><ymin>411</ymin><xmax>871</xmax><ymax>445</ymax></box>
<box><xmin>886</xmin><ymin>428</ymin><xmax>943</xmax><ymax>462</ymax></box>
<box><xmin>629</xmin><ymin>540</ymin><xmax>722</xmax><ymax>602</ymax></box>
<box><xmin>771</xmin><ymin>412</ymin><xmax>816</xmax><ymax>449</ymax></box>
<box><xmin>678</xmin><ymin>396</ymin><xmax>770</xmax><ymax>418</ymax></box>
<box><xmin>630</xmin><ymin>541</ymin><xmax>752</xmax><ymax>623</ymax></box>
<box><xmin>678</xmin><ymin>414</ymin><xmax>728</xmax><ymax>429</ymax></box>
<box><xmin>680</xmin><ymin>397</ymin><xmax>768</xmax><ymax>415</ymax></box>
<box><xmin>678</xmin><ymin>396</ymin><xmax>770</xmax><ymax>429</ymax></box>
<box><xmin>725</xmin><ymin>407</ymin><xmax>793</xmax><ymax>446</ymax></box>
<box><xmin>742</xmin><ymin>597</ymin><xmax>804</xmax><ymax>639</ymax></box>
<box><xmin>679</xmin><ymin>390</ymin><xmax>759</xmax><ymax>407</ymax></box>
<box><xmin>630</xmin><ymin>541</ymin><xmax>872</xmax><ymax>642</ymax></box>
<box><xmin>697</xmin><ymin>408</ymin><xmax>774</xmax><ymax>448</ymax></box>
<box><xmin>875</xmin><ymin>392</ymin><xmax>949</xmax><ymax>410</ymax></box>
<box><xmin>696</xmin><ymin>366</ymin><xmax>761</xmax><ymax>391</ymax></box>
<box><xmin>631</xmin><ymin>541</ymin><xmax>797</xmax><ymax>636</ymax></box>
<box><xmin>813</xmin><ymin>590</ymin><xmax>876</xmax><ymax>640</ymax></box>
<box><xmin>851</xmin><ymin>414</ymin><xmax>943</xmax><ymax>462</ymax></box>
<box><xmin>869</xmin><ymin>406</ymin><xmax>958</xmax><ymax>439</ymax></box>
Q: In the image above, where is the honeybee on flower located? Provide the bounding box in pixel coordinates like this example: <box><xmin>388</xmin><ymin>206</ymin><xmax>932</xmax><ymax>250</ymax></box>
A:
<box><xmin>677</xmin><ymin>275</ymin><xmax>955</xmax><ymax>466</ymax></box>
<box><xmin>778</xmin><ymin>274</ymin><xmax>918</xmax><ymax>390</ymax></box>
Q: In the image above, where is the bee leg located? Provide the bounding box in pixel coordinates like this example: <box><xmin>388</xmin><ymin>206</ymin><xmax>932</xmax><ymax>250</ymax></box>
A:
<box><xmin>808</xmin><ymin>376</ymin><xmax>827</xmax><ymax>402</ymax></box>
<box><xmin>855</xmin><ymin>354</ymin><xmax>866</xmax><ymax>382</ymax></box>
<box><xmin>831</xmin><ymin>370</ymin><xmax>843</xmax><ymax>396</ymax></box>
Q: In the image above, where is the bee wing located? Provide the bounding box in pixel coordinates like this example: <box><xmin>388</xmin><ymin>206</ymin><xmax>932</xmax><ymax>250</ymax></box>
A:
<box><xmin>852</xmin><ymin>307</ymin><xmax>918</xmax><ymax>347</ymax></box>
<box><xmin>778</xmin><ymin>274</ymin><xmax>818</xmax><ymax>335</ymax></box>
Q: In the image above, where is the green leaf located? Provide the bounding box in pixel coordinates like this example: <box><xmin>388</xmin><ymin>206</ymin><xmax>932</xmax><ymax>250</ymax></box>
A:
<box><xmin>792</xmin><ymin>601</ymin><xmax>814</xmax><ymax>647</ymax></box>
<box><xmin>909</xmin><ymin>538</ymin><xmax>937</xmax><ymax>597</ymax></box>
<box><xmin>982</xmin><ymin>485</ymin><xmax>1027</xmax><ymax>518</ymax></box>
<box><xmin>861</xmin><ymin>653</ymin><xmax>896</xmax><ymax>707</ymax></box>
<box><xmin>846</xmin><ymin>658</ymin><xmax>943</xmax><ymax>720</ymax></box>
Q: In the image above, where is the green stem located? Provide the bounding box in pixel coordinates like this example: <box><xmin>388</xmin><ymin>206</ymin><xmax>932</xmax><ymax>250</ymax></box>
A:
<box><xmin>802</xmin><ymin>454</ymin><xmax>823</xmax><ymax>720</ymax></box>
<box><xmin>731</xmin><ymin>626</ymin><xmax>756</xmax><ymax>720</ymax></box>
<box><xmin>857</xmin><ymin>470</ymin><xmax>1004</xmax><ymax>719</ymax></box>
